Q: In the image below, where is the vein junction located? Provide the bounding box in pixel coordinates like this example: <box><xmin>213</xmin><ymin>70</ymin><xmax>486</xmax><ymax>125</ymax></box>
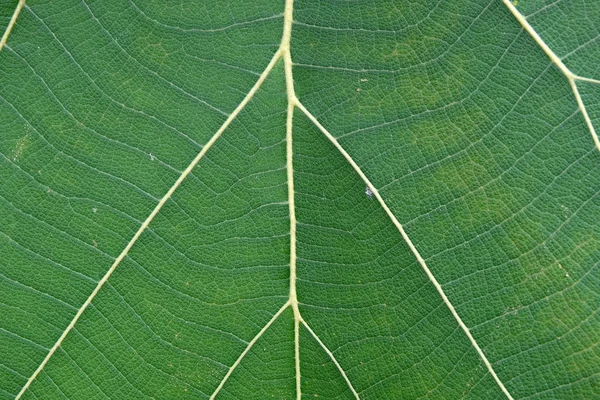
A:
<box><xmin>212</xmin><ymin>0</ymin><xmax>359</xmax><ymax>398</ymax></box>
<box><xmin>503</xmin><ymin>0</ymin><xmax>600</xmax><ymax>152</ymax></box>
<box><xmin>214</xmin><ymin>0</ymin><xmax>513</xmax><ymax>397</ymax></box>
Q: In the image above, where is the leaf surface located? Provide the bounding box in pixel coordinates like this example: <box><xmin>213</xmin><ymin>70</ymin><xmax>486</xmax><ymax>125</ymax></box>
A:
<box><xmin>1</xmin><ymin>0</ymin><xmax>599</xmax><ymax>399</ymax></box>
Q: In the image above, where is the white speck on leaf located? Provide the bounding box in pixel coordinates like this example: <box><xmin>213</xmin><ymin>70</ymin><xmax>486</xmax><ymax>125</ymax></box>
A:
<box><xmin>365</xmin><ymin>186</ymin><xmax>373</xmax><ymax>198</ymax></box>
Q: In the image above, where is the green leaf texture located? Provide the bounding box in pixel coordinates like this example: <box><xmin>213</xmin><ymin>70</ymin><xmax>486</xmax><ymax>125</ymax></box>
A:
<box><xmin>1</xmin><ymin>0</ymin><xmax>599</xmax><ymax>399</ymax></box>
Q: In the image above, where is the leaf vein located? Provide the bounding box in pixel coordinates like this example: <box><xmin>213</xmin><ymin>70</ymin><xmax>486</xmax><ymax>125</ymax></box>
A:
<box><xmin>0</xmin><ymin>0</ymin><xmax>25</xmax><ymax>52</ymax></box>
<box><xmin>296</xmin><ymin>101</ymin><xmax>514</xmax><ymax>399</ymax></box>
<box><xmin>14</xmin><ymin>48</ymin><xmax>282</xmax><ymax>399</ymax></box>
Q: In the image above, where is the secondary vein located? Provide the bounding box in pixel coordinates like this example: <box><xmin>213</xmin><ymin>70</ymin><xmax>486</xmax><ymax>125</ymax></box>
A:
<box><xmin>0</xmin><ymin>0</ymin><xmax>26</xmax><ymax>52</ymax></box>
<box><xmin>296</xmin><ymin>100</ymin><xmax>515</xmax><ymax>400</ymax></box>
<box><xmin>14</xmin><ymin>47</ymin><xmax>283</xmax><ymax>400</ymax></box>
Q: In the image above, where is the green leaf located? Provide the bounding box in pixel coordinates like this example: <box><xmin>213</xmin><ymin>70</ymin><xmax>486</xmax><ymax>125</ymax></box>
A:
<box><xmin>1</xmin><ymin>0</ymin><xmax>599</xmax><ymax>399</ymax></box>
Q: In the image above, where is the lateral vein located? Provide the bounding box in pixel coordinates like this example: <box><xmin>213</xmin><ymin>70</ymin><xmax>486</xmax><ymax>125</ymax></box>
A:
<box><xmin>209</xmin><ymin>301</ymin><xmax>291</xmax><ymax>399</ymax></box>
<box><xmin>14</xmin><ymin>48</ymin><xmax>283</xmax><ymax>399</ymax></box>
<box><xmin>296</xmin><ymin>101</ymin><xmax>515</xmax><ymax>400</ymax></box>
<box><xmin>0</xmin><ymin>0</ymin><xmax>25</xmax><ymax>52</ymax></box>
<box><xmin>302</xmin><ymin>320</ymin><xmax>360</xmax><ymax>399</ymax></box>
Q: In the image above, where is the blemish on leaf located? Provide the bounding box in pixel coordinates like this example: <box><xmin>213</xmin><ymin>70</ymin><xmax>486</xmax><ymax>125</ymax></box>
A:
<box><xmin>365</xmin><ymin>186</ymin><xmax>373</xmax><ymax>198</ymax></box>
<box><xmin>559</xmin><ymin>263</ymin><xmax>570</xmax><ymax>278</ymax></box>
<box><xmin>12</xmin><ymin>129</ymin><xmax>31</xmax><ymax>162</ymax></box>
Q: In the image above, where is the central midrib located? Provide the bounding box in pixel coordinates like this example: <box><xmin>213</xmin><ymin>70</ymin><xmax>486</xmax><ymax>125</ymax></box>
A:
<box><xmin>281</xmin><ymin>0</ymin><xmax>303</xmax><ymax>395</ymax></box>
<box><xmin>279</xmin><ymin>0</ymin><xmax>514</xmax><ymax>398</ymax></box>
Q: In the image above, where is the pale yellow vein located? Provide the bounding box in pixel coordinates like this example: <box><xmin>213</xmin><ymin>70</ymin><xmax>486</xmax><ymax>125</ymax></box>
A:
<box><xmin>280</xmin><ymin>0</ymin><xmax>304</xmax><ymax>398</ymax></box>
<box><xmin>0</xmin><ymin>0</ymin><xmax>26</xmax><ymax>52</ymax></box>
<box><xmin>302</xmin><ymin>319</ymin><xmax>360</xmax><ymax>399</ymax></box>
<box><xmin>503</xmin><ymin>0</ymin><xmax>600</xmax><ymax>152</ymax></box>
<box><xmin>208</xmin><ymin>3</ymin><xmax>302</xmax><ymax>398</ymax></box>
<box><xmin>14</xmin><ymin>47</ymin><xmax>283</xmax><ymax>400</ymax></box>
<box><xmin>209</xmin><ymin>301</ymin><xmax>291</xmax><ymax>399</ymax></box>
<box><xmin>296</xmin><ymin>101</ymin><xmax>515</xmax><ymax>400</ymax></box>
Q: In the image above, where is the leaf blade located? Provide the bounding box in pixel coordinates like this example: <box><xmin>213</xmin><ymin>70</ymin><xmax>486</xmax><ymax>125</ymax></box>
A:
<box><xmin>1</xmin><ymin>0</ymin><xmax>599</xmax><ymax>399</ymax></box>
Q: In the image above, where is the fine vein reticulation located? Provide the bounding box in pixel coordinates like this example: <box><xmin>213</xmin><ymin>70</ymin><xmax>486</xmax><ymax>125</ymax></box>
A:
<box><xmin>11</xmin><ymin>0</ymin><xmax>599</xmax><ymax>398</ymax></box>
